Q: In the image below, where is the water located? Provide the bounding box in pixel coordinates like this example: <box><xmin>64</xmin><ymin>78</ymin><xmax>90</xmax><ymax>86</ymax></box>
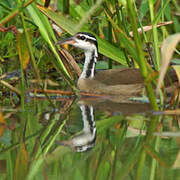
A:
<box><xmin>0</xmin><ymin>95</ymin><xmax>180</xmax><ymax>180</ymax></box>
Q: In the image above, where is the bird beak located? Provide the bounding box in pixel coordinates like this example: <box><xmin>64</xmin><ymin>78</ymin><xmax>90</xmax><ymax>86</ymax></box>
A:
<box><xmin>56</xmin><ymin>36</ymin><xmax>76</xmax><ymax>46</ymax></box>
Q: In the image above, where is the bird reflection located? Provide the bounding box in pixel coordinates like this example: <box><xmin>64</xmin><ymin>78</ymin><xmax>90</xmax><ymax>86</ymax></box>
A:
<box><xmin>57</xmin><ymin>104</ymin><xmax>96</xmax><ymax>152</ymax></box>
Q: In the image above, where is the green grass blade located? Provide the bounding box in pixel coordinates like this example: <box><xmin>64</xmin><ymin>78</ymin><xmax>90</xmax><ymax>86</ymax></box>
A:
<box><xmin>153</xmin><ymin>0</ymin><xmax>171</xmax><ymax>25</ymax></box>
<box><xmin>104</xmin><ymin>10</ymin><xmax>139</xmax><ymax>64</ymax></box>
<box><xmin>27</xmin><ymin>4</ymin><xmax>75</xmax><ymax>87</ymax></box>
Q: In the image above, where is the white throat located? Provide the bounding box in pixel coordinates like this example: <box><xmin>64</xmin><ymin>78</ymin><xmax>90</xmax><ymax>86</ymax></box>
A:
<box><xmin>79</xmin><ymin>49</ymin><xmax>98</xmax><ymax>79</ymax></box>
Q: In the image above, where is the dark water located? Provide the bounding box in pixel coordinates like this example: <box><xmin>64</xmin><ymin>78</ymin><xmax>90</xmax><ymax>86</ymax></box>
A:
<box><xmin>0</xmin><ymin>96</ymin><xmax>180</xmax><ymax>180</ymax></box>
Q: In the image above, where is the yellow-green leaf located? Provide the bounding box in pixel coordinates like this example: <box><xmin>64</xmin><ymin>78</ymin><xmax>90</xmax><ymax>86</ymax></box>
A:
<box><xmin>0</xmin><ymin>107</ymin><xmax>6</xmax><ymax>138</ymax></box>
<box><xmin>17</xmin><ymin>31</ymin><xmax>30</xmax><ymax>70</ymax></box>
<box><xmin>14</xmin><ymin>143</ymin><xmax>29</xmax><ymax>180</ymax></box>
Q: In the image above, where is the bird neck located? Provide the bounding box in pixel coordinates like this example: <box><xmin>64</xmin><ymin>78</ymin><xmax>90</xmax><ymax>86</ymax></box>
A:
<box><xmin>72</xmin><ymin>104</ymin><xmax>96</xmax><ymax>152</ymax></box>
<box><xmin>79</xmin><ymin>49</ymin><xmax>97</xmax><ymax>79</ymax></box>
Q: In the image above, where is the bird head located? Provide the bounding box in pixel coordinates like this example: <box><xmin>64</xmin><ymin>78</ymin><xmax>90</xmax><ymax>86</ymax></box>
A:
<box><xmin>57</xmin><ymin>32</ymin><xmax>98</xmax><ymax>55</ymax></box>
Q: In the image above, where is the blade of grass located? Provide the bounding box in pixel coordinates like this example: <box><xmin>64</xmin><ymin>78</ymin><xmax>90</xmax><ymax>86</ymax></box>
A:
<box><xmin>153</xmin><ymin>0</ymin><xmax>171</xmax><ymax>25</ymax></box>
<box><xmin>20</xmin><ymin>5</ymin><xmax>58</xmax><ymax>108</ymax></box>
<box><xmin>74</xmin><ymin>0</ymin><xmax>104</xmax><ymax>31</ymax></box>
<box><xmin>6</xmin><ymin>152</ymin><xmax>14</xmax><ymax>180</ymax></box>
<box><xmin>27</xmin><ymin>4</ymin><xmax>75</xmax><ymax>89</ymax></box>
<box><xmin>149</xmin><ymin>136</ymin><xmax>161</xmax><ymax>180</ymax></box>
<box><xmin>135</xmin><ymin>149</ymin><xmax>146</xmax><ymax>180</ymax></box>
<box><xmin>20</xmin><ymin>6</ymin><xmax>41</xmax><ymax>82</ymax></box>
<box><xmin>104</xmin><ymin>10</ymin><xmax>139</xmax><ymax>64</ymax></box>
<box><xmin>96</xmin><ymin>115</ymin><xmax>124</xmax><ymax>135</ymax></box>
<box><xmin>26</xmin><ymin>117</ymin><xmax>67</xmax><ymax>180</ymax></box>
<box><xmin>119</xmin><ymin>146</ymin><xmax>142</xmax><ymax>179</ymax></box>
<box><xmin>172</xmin><ymin>0</ymin><xmax>180</xmax><ymax>14</ymax></box>
<box><xmin>0</xmin><ymin>0</ymin><xmax>35</xmax><ymax>26</ymax></box>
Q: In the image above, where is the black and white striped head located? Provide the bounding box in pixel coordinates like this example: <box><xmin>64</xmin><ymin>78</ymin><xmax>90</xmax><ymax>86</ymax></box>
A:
<box><xmin>57</xmin><ymin>32</ymin><xmax>98</xmax><ymax>56</ymax></box>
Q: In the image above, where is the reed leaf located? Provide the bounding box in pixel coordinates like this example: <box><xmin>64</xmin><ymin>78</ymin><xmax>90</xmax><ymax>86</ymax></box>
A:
<box><xmin>27</xmin><ymin>4</ymin><xmax>75</xmax><ymax>87</ymax></box>
<box><xmin>157</xmin><ymin>33</ymin><xmax>180</xmax><ymax>93</ymax></box>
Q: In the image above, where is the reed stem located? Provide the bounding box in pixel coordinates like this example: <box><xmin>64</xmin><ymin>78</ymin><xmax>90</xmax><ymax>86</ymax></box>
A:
<box><xmin>148</xmin><ymin>0</ymin><xmax>161</xmax><ymax>70</ymax></box>
<box><xmin>127</xmin><ymin>0</ymin><xmax>159</xmax><ymax>111</ymax></box>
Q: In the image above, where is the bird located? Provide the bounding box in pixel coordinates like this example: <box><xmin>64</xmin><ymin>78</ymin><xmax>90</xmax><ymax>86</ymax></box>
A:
<box><xmin>57</xmin><ymin>32</ymin><xmax>177</xmax><ymax>98</ymax></box>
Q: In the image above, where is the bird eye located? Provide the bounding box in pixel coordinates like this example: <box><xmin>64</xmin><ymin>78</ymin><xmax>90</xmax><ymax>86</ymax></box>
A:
<box><xmin>79</xmin><ymin>36</ymin><xmax>85</xmax><ymax>40</ymax></box>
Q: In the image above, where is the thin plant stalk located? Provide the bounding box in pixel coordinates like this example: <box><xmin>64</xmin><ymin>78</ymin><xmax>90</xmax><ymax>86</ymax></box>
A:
<box><xmin>161</xmin><ymin>0</ymin><xmax>166</xmax><ymax>41</ymax></box>
<box><xmin>6</xmin><ymin>150</ymin><xmax>14</xmax><ymax>180</ymax></box>
<box><xmin>111</xmin><ymin>124</ymin><xmax>127</xmax><ymax>180</ymax></box>
<box><xmin>17</xmin><ymin>0</ymin><xmax>26</xmax><ymax>148</ymax></box>
<box><xmin>120</xmin><ymin>6</ymin><xmax>129</xmax><ymax>36</ymax></box>
<box><xmin>149</xmin><ymin>136</ymin><xmax>160</xmax><ymax>180</ymax></box>
<box><xmin>136</xmin><ymin>150</ymin><xmax>146</xmax><ymax>180</ymax></box>
<box><xmin>172</xmin><ymin>0</ymin><xmax>180</xmax><ymax>13</ymax></box>
<box><xmin>149</xmin><ymin>115</ymin><xmax>162</xmax><ymax>180</ymax></box>
<box><xmin>127</xmin><ymin>0</ymin><xmax>159</xmax><ymax>111</ymax></box>
<box><xmin>133</xmin><ymin>1</ymin><xmax>148</xmax><ymax>43</ymax></box>
<box><xmin>0</xmin><ymin>0</ymin><xmax>35</xmax><ymax>25</ymax></box>
<box><xmin>108</xmin><ymin>22</ymin><xmax>112</xmax><ymax>69</ymax></box>
<box><xmin>127</xmin><ymin>1</ymin><xmax>160</xmax><ymax>175</ymax></box>
<box><xmin>75</xmin><ymin>0</ymin><xmax>104</xmax><ymax>31</ymax></box>
<box><xmin>148</xmin><ymin>0</ymin><xmax>161</xmax><ymax>70</ymax></box>
<box><xmin>20</xmin><ymin>57</ymin><xmax>25</xmax><ymax>112</ymax></box>
<box><xmin>114</xmin><ymin>0</ymin><xmax>121</xmax><ymax>27</ymax></box>
<box><xmin>153</xmin><ymin>0</ymin><xmax>171</xmax><ymax>25</ymax></box>
<box><xmin>63</xmin><ymin>0</ymin><xmax>69</xmax><ymax>14</ymax></box>
<box><xmin>136</xmin><ymin>115</ymin><xmax>160</xmax><ymax>180</ymax></box>
<box><xmin>20</xmin><ymin>8</ymin><xmax>41</xmax><ymax>82</ymax></box>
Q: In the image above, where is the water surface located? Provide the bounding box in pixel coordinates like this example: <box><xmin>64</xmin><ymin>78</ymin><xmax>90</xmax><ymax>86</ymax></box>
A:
<box><xmin>0</xmin><ymin>96</ymin><xmax>179</xmax><ymax>180</ymax></box>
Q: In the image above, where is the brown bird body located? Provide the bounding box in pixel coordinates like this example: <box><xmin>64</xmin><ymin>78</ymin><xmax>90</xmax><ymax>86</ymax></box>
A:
<box><xmin>95</xmin><ymin>68</ymin><xmax>143</xmax><ymax>85</ymax></box>
<box><xmin>77</xmin><ymin>72</ymin><xmax>143</xmax><ymax>96</ymax></box>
